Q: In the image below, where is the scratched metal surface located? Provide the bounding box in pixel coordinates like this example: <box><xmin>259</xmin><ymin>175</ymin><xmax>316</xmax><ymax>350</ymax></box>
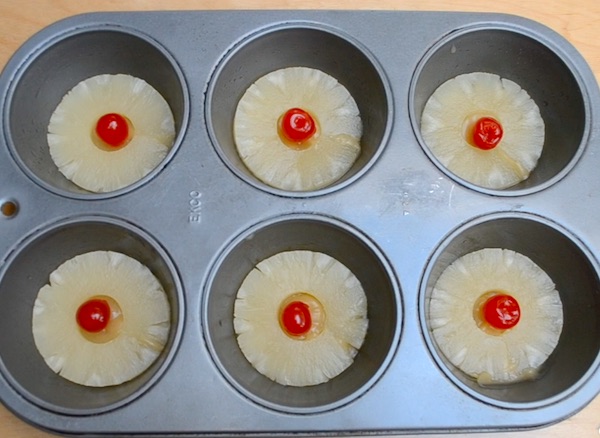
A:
<box><xmin>0</xmin><ymin>10</ymin><xmax>599</xmax><ymax>436</ymax></box>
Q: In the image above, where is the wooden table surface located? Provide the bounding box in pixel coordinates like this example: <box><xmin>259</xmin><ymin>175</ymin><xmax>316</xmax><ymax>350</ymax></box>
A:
<box><xmin>0</xmin><ymin>0</ymin><xmax>599</xmax><ymax>437</ymax></box>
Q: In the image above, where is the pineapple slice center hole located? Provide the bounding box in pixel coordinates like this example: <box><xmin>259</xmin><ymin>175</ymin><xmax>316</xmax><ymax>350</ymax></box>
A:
<box><xmin>77</xmin><ymin>295</ymin><xmax>123</xmax><ymax>344</ymax></box>
<box><xmin>473</xmin><ymin>290</ymin><xmax>521</xmax><ymax>335</ymax></box>
<box><xmin>278</xmin><ymin>292</ymin><xmax>325</xmax><ymax>340</ymax></box>
<box><xmin>462</xmin><ymin>114</ymin><xmax>503</xmax><ymax>150</ymax></box>
<box><xmin>277</xmin><ymin>108</ymin><xmax>319</xmax><ymax>150</ymax></box>
<box><xmin>92</xmin><ymin>113</ymin><xmax>134</xmax><ymax>151</ymax></box>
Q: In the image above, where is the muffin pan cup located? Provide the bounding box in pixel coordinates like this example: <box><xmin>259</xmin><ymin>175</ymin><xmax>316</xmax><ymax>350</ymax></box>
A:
<box><xmin>0</xmin><ymin>10</ymin><xmax>600</xmax><ymax>436</ymax></box>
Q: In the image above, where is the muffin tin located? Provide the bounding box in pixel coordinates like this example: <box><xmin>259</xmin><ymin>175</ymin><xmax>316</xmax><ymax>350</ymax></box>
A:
<box><xmin>0</xmin><ymin>9</ymin><xmax>599</xmax><ymax>436</ymax></box>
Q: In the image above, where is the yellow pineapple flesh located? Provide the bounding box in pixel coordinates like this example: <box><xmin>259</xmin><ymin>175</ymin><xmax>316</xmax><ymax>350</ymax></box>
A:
<box><xmin>234</xmin><ymin>67</ymin><xmax>362</xmax><ymax>191</ymax></box>
<box><xmin>32</xmin><ymin>251</ymin><xmax>170</xmax><ymax>387</ymax></box>
<box><xmin>47</xmin><ymin>74</ymin><xmax>175</xmax><ymax>193</ymax></box>
<box><xmin>429</xmin><ymin>248</ymin><xmax>563</xmax><ymax>385</ymax></box>
<box><xmin>234</xmin><ymin>250</ymin><xmax>368</xmax><ymax>386</ymax></box>
<box><xmin>421</xmin><ymin>72</ymin><xmax>544</xmax><ymax>189</ymax></box>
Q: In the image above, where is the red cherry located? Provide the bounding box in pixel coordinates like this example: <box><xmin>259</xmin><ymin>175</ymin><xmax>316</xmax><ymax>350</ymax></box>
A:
<box><xmin>280</xmin><ymin>300</ymin><xmax>312</xmax><ymax>337</ymax></box>
<box><xmin>483</xmin><ymin>294</ymin><xmax>521</xmax><ymax>330</ymax></box>
<box><xmin>95</xmin><ymin>113</ymin><xmax>130</xmax><ymax>148</ymax></box>
<box><xmin>280</xmin><ymin>108</ymin><xmax>317</xmax><ymax>144</ymax></box>
<box><xmin>76</xmin><ymin>299</ymin><xmax>111</xmax><ymax>333</ymax></box>
<box><xmin>472</xmin><ymin>117</ymin><xmax>503</xmax><ymax>150</ymax></box>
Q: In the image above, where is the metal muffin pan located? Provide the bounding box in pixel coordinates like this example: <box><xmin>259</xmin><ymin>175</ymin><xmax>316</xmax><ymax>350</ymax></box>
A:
<box><xmin>0</xmin><ymin>9</ymin><xmax>598</xmax><ymax>436</ymax></box>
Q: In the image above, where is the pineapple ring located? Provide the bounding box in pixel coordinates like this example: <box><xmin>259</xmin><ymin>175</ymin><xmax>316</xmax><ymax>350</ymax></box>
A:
<box><xmin>32</xmin><ymin>251</ymin><xmax>171</xmax><ymax>387</ymax></box>
<box><xmin>420</xmin><ymin>72</ymin><xmax>545</xmax><ymax>189</ymax></box>
<box><xmin>233</xmin><ymin>250</ymin><xmax>368</xmax><ymax>387</ymax></box>
<box><xmin>47</xmin><ymin>74</ymin><xmax>176</xmax><ymax>193</ymax></box>
<box><xmin>429</xmin><ymin>248</ymin><xmax>563</xmax><ymax>385</ymax></box>
<box><xmin>233</xmin><ymin>67</ymin><xmax>362</xmax><ymax>191</ymax></box>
